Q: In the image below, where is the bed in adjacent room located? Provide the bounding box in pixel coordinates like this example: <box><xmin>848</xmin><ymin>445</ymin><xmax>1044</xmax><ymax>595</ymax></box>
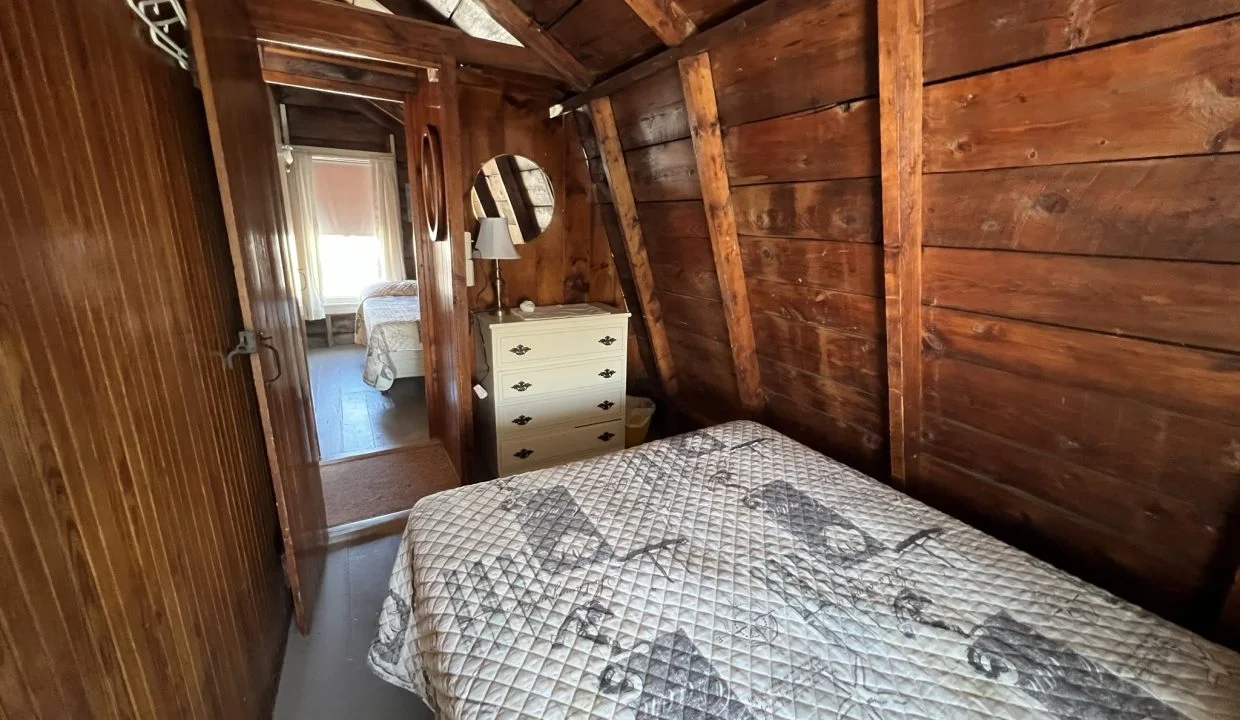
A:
<box><xmin>368</xmin><ymin>421</ymin><xmax>1240</xmax><ymax>719</ymax></box>
<box><xmin>356</xmin><ymin>280</ymin><xmax>423</xmax><ymax>391</ymax></box>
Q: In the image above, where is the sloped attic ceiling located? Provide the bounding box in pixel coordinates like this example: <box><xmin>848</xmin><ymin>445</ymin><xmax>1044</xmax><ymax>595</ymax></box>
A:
<box><xmin>340</xmin><ymin>0</ymin><xmax>519</xmax><ymax>45</ymax></box>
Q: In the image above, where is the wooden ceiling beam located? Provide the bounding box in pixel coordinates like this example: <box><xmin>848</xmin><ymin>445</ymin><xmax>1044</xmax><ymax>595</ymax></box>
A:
<box><xmin>877</xmin><ymin>0</ymin><xmax>925</xmax><ymax>487</ymax></box>
<box><xmin>588</xmin><ymin>97</ymin><xmax>679</xmax><ymax>396</ymax></box>
<box><xmin>551</xmin><ymin>0</ymin><xmax>822</xmax><ymax>117</ymax></box>
<box><xmin>246</xmin><ymin>0</ymin><xmax>560</xmax><ymax>79</ymax></box>
<box><xmin>677</xmin><ymin>52</ymin><xmax>762</xmax><ymax>413</ymax></box>
<box><xmin>465</xmin><ymin>0</ymin><xmax>593</xmax><ymax>90</ymax></box>
<box><xmin>622</xmin><ymin>0</ymin><xmax>697</xmax><ymax>46</ymax></box>
<box><xmin>259</xmin><ymin>43</ymin><xmax>417</xmax><ymax>102</ymax></box>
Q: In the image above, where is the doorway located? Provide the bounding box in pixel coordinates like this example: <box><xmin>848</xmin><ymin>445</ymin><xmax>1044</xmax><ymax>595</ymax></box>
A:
<box><xmin>273</xmin><ymin>85</ymin><xmax>453</xmax><ymax>526</ymax></box>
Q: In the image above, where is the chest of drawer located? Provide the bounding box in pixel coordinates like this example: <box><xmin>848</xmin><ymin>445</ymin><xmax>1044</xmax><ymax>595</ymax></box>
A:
<box><xmin>499</xmin><ymin>419</ymin><xmax>624</xmax><ymax>475</ymax></box>
<box><xmin>492</xmin><ymin>321</ymin><xmax>627</xmax><ymax>369</ymax></box>
<box><xmin>498</xmin><ymin>357</ymin><xmax>625</xmax><ymax>401</ymax></box>
<box><xmin>497</xmin><ymin>388</ymin><xmax>624</xmax><ymax>435</ymax></box>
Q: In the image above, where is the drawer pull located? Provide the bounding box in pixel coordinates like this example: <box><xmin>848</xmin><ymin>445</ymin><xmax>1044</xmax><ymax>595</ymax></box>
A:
<box><xmin>597</xmin><ymin>400</ymin><xmax>615</xmax><ymax>411</ymax></box>
<box><xmin>509</xmin><ymin>344</ymin><xmax>531</xmax><ymax>356</ymax></box>
<box><xmin>598</xmin><ymin>432</ymin><xmax>616</xmax><ymax>442</ymax></box>
<box><xmin>512</xmin><ymin>415</ymin><xmax>533</xmax><ymax>426</ymax></box>
<box><xmin>598</xmin><ymin>335</ymin><xmax>617</xmax><ymax>346</ymax></box>
<box><xmin>513</xmin><ymin>448</ymin><xmax>534</xmax><ymax>459</ymax></box>
<box><xmin>598</xmin><ymin>369</ymin><xmax>616</xmax><ymax>379</ymax></box>
<box><xmin>512</xmin><ymin>381</ymin><xmax>532</xmax><ymax>392</ymax></box>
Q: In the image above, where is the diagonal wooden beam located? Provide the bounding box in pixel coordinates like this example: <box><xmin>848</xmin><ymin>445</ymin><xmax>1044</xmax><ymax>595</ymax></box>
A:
<box><xmin>622</xmin><ymin>0</ymin><xmax>697</xmax><ymax>46</ymax></box>
<box><xmin>551</xmin><ymin>0</ymin><xmax>821</xmax><ymax>117</ymax></box>
<box><xmin>677</xmin><ymin>52</ymin><xmax>762</xmax><ymax>413</ymax></box>
<box><xmin>353</xmin><ymin>98</ymin><xmax>405</xmax><ymax>129</ymax></box>
<box><xmin>588</xmin><ymin>97</ymin><xmax>678</xmax><ymax>396</ymax></box>
<box><xmin>364</xmin><ymin>98</ymin><xmax>405</xmax><ymax>125</ymax></box>
<box><xmin>465</xmin><ymin>0</ymin><xmax>593</xmax><ymax>90</ymax></box>
<box><xmin>246</xmin><ymin>0</ymin><xmax>559</xmax><ymax>79</ymax></box>
<box><xmin>877</xmin><ymin>0</ymin><xmax>925</xmax><ymax>488</ymax></box>
<box><xmin>495</xmin><ymin>155</ymin><xmax>541</xmax><ymax>241</ymax></box>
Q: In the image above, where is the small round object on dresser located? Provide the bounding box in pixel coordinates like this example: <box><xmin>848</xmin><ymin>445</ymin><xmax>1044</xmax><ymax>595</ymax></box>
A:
<box><xmin>519</xmin><ymin>300</ymin><xmax>536</xmax><ymax>313</ymax></box>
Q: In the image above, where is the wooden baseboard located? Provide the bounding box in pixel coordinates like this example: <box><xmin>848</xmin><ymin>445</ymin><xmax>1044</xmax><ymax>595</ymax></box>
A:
<box><xmin>325</xmin><ymin>509</ymin><xmax>409</xmax><ymax>547</ymax></box>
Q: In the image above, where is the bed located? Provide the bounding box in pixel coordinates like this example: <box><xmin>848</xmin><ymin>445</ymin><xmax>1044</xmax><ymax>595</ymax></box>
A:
<box><xmin>368</xmin><ymin>421</ymin><xmax>1240</xmax><ymax>719</ymax></box>
<box><xmin>357</xmin><ymin>281</ymin><xmax>423</xmax><ymax>391</ymax></box>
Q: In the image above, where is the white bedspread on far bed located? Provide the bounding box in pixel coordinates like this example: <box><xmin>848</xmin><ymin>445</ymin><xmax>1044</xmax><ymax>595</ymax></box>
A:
<box><xmin>368</xmin><ymin>420</ymin><xmax>1240</xmax><ymax>719</ymax></box>
<box><xmin>360</xmin><ymin>295</ymin><xmax>422</xmax><ymax>391</ymax></box>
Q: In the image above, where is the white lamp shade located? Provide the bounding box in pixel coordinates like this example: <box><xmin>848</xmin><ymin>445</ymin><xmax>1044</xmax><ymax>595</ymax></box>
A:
<box><xmin>474</xmin><ymin>217</ymin><xmax>520</xmax><ymax>260</ymax></box>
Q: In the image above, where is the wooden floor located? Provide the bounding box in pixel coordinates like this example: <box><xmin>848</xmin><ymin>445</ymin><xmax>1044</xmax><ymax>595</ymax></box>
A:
<box><xmin>321</xmin><ymin>443</ymin><xmax>459</xmax><ymax>527</ymax></box>
<box><xmin>310</xmin><ymin>345</ymin><xmax>430</xmax><ymax>461</ymax></box>
<box><xmin>273</xmin><ymin>534</ymin><xmax>434</xmax><ymax>720</ymax></box>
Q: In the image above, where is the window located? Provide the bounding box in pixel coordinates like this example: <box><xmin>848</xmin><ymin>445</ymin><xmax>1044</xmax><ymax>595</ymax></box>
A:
<box><xmin>311</xmin><ymin>156</ymin><xmax>381</xmax><ymax>310</ymax></box>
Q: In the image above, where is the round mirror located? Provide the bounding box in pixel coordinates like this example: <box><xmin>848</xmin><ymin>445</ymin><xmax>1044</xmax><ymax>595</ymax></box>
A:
<box><xmin>469</xmin><ymin>154</ymin><xmax>554</xmax><ymax>244</ymax></box>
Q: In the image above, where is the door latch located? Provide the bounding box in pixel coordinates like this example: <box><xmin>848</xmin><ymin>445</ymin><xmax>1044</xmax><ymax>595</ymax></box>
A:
<box><xmin>223</xmin><ymin>330</ymin><xmax>259</xmax><ymax>369</ymax></box>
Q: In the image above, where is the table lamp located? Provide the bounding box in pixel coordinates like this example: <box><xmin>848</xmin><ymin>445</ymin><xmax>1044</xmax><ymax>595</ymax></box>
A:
<box><xmin>475</xmin><ymin>217</ymin><xmax>520</xmax><ymax>316</ymax></box>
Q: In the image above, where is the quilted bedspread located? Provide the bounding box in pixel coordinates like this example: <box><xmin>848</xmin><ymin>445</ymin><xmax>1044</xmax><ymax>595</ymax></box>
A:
<box><xmin>368</xmin><ymin>421</ymin><xmax>1240</xmax><ymax>719</ymax></box>
<box><xmin>361</xmin><ymin>296</ymin><xmax>421</xmax><ymax>391</ymax></box>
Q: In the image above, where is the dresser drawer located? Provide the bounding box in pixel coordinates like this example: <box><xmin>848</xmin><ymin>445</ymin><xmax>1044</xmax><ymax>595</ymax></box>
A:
<box><xmin>493</xmin><ymin>322</ymin><xmax>627</xmax><ymax>368</ymax></box>
<box><xmin>498</xmin><ymin>357</ymin><xmax>625</xmax><ymax>401</ymax></box>
<box><xmin>498</xmin><ymin>388</ymin><xmax>624</xmax><ymax>435</ymax></box>
<box><xmin>500</xmin><ymin>419</ymin><xmax>624</xmax><ymax>475</ymax></box>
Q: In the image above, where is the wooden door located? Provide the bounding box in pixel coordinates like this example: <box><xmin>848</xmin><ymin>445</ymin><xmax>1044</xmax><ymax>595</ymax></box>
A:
<box><xmin>188</xmin><ymin>0</ymin><xmax>327</xmax><ymax>633</ymax></box>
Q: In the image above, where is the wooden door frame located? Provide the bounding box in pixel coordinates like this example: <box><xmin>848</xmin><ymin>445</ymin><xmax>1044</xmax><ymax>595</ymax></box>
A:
<box><xmin>263</xmin><ymin>52</ymin><xmax>473</xmax><ymax>479</ymax></box>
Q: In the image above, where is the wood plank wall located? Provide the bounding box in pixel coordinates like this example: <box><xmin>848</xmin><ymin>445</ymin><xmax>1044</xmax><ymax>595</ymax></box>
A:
<box><xmin>598</xmin><ymin>0</ymin><xmax>889</xmax><ymax>473</ymax></box>
<box><xmin>916</xmin><ymin>0</ymin><xmax>1240</xmax><ymax>625</ymax></box>
<box><xmin>589</xmin><ymin>0</ymin><xmax>1240</xmax><ymax>637</ymax></box>
<box><xmin>0</xmin><ymin>1</ymin><xmax>288</xmax><ymax>717</ymax></box>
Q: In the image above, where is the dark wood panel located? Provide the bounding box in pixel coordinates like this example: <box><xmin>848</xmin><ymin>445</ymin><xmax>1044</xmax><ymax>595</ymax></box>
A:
<box><xmin>922</xmin><ymin>415</ymin><xmax>1222</xmax><ymax>566</ymax></box>
<box><xmin>747</xmin><ymin>276</ymin><xmax>884</xmax><ymax>338</ymax></box>
<box><xmin>724</xmin><ymin>100</ymin><xmax>878</xmax><ymax>185</ymax></box>
<box><xmin>924</xmin><ymin>18</ymin><xmax>1240</xmax><ymax>173</ymax></box>
<box><xmin>549</xmin><ymin>0</ymin><xmax>663</xmax><ymax>74</ymax></box>
<box><xmin>759</xmin><ymin>357</ymin><xmax>884</xmax><ymax>435</ymax></box>
<box><xmin>259</xmin><ymin>44</ymin><xmax>419</xmax><ymax>97</ymax></box>
<box><xmin>762</xmin><ymin>391</ymin><xmax>887</xmax><ymax>477</ymax></box>
<box><xmin>638</xmin><ymin>199</ymin><xmax>709</xmax><ymax>240</ymax></box>
<box><xmin>732</xmin><ymin>178</ymin><xmax>880</xmax><ymax>242</ymax></box>
<box><xmin>0</xmin><ymin>0</ymin><xmax>287</xmax><ymax>715</ymax></box>
<box><xmin>286</xmin><ymin>105</ymin><xmax>393</xmax><ymax>152</ymax></box>
<box><xmin>676</xmin><ymin>0</ymin><xmax>746</xmax><ymax>24</ymax></box>
<box><xmin>739</xmin><ymin>236</ymin><xmax>881</xmax><ymax>296</ymax></box>
<box><xmin>467</xmin><ymin>0</ymin><xmax>594</xmax><ymax>89</ymax></box>
<box><xmin>923</xmin><ymin>247</ymin><xmax>1240</xmax><ymax>352</ymax></box>
<box><xmin>923</xmin><ymin>155</ymin><xmax>1240</xmax><ymax>262</ymax></box>
<box><xmin>752</xmin><ymin>313</ymin><xmax>885</xmax><ymax>396</ymax></box>
<box><xmin>923</xmin><ymin>307</ymin><xmax>1240</xmax><ymax>425</ymax></box>
<box><xmin>710</xmin><ymin>0</ymin><xmax>875</xmax><ymax>127</ymax></box>
<box><xmin>925</xmin><ymin>356</ymin><xmax>1240</xmax><ymax>511</ymax></box>
<box><xmin>665</xmin><ymin>325</ymin><xmax>739</xmax><ymax>401</ymax></box>
<box><xmin>515</xmin><ymin>0</ymin><xmax>579</xmax><ymax>26</ymax></box>
<box><xmin>625</xmin><ymin>138</ymin><xmax>701</xmax><ymax>201</ymax></box>
<box><xmin>657</xmin><ymin>291</ymin><xmax>730</xmax><ymax>343</ymax></box>
<box><xmin>611</xmin><ymin>67</ymin><xmax>690</xmax><ymax>150</ymax></box>
<box><xmin>917</xmin><ymin>455</ymin><xmax>1202</xmax><ymax>616</ymax></box>
<box><xmin>650</xmin><ymin>261</ymin><xmax>722</xmax><ymax>301</ymax></box>
<box><xmin>644</xmin><ymin>226</ymin><xmax>714</xmax><ymax>268</ymax></box>
<box><xmin>925</xmin><ymin>0</ymin><xmax>1240</xmax><ymax>82</ymax></box>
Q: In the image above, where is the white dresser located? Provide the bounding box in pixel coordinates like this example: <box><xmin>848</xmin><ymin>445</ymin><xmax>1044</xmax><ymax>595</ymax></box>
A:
<box><xmin>474</xmin><ymin>303</ymin><xmax>630</xmax><ymax>478</ymax></box>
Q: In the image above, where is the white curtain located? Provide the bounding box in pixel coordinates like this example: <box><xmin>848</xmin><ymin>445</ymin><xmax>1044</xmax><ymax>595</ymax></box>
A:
<box><xmin>287</xmin><ymin>149</ymin><xmax>326</xmax><ymax>320</ymax></box>
<box><xmin>372</xmin><ymin>156</ymin><xmax>407</xmax><ymax>281</ymax></box>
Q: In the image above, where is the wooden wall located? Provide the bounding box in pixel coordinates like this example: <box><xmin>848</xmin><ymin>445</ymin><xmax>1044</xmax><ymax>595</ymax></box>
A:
<box><xmin>0</xmin><ymin>0</ymin><xmax>287</xmax><ymax>717</ymax></box>
<box><xmin>583</xmin><ymin>0</ymin><xmax>1240</xmax><ymax>638</ymax></box>
<box><xmin>914</xmin><ymin>0</ymin><xmax>1240</xmax><ymax>625</ymax></box>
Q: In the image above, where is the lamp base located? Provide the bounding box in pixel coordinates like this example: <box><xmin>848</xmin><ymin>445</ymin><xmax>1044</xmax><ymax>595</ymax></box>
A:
<box><xmin>492</xmin><ymin>259</ymin><xmax>506</xmax><ymax>317</ymax></box>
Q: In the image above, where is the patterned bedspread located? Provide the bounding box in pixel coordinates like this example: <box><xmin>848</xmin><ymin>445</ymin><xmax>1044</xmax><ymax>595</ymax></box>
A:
<box><xmin>368</xmin><ymin>421</ymin><xmax>1240</xmax><ymax>719</ymax></box>
<box><xmin>361</xmin><ymin>295</ymin><xmax>421</xmax><ymax>391</ymax></box>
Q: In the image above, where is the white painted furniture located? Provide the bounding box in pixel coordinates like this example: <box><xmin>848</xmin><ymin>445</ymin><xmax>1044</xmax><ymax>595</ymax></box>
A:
<box><xmin>474</xmin><ymin>303</ymin><xmax>630</xmax><ymax>477</ymax></box>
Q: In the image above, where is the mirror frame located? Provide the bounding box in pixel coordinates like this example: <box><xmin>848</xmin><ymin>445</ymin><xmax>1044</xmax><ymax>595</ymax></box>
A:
<box><xmin>420</xmin><ymin>125</ymin><xmax>445</xmax><ymax>242</ymax></box>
